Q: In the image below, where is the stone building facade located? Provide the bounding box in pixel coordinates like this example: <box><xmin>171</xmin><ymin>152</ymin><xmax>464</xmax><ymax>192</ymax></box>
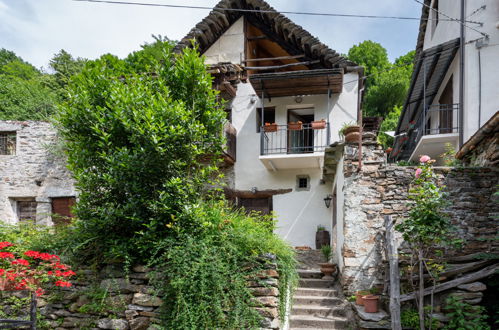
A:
<box><xmin>340</xmin><ymin>136</ymin><xmax>499</xmax><ymax>293</ymax></box>
<box><xmin>0</xmin><ymin>121</ymin><xmax>75</xmax><ymax>225</ymax></box>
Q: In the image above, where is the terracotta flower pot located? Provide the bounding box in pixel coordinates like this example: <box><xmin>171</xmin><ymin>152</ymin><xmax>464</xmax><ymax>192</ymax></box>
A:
<box><xmin>344</xmin><ymin>125</ymin><xmax>360</xmax><ymax>143</ymax></box>
<box><xmin>311</xmin><ymin>120</ymin><xmax>326</xmax><ymax>129</ymax></box>
<box><xmin>288</xmin><ymin>121</ymin><xmax>303</xmax><ymax>130</ymax></box>
<box><xmin>362</xmin><ymin>294</ymin><xmax>380</xmax><ymax>313</ymax></box>
<box><xmin>355</xmin><ymin>290</ymin><xmax>370</xmax><ymax>305</ymax></box>
<box><xmin>264</xmin><ymin>123</ymin><xmax>278</xmax><ymax>132</ymax></box>
<box><xmin>318</xmin><ymin>263</ymin><xmax>336</xmax><ymax>280</ymax></box>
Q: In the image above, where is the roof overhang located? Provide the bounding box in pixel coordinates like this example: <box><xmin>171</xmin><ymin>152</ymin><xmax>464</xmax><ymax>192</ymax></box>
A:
<box><xmin>395</xmin><ymin>38</ymin><xmax>460</xmax><ymax>139</ymax></box>
<box><xmin>250</xmin><ymin>68</ymin><xmax>344</xmax><ymax>98</ymax></box>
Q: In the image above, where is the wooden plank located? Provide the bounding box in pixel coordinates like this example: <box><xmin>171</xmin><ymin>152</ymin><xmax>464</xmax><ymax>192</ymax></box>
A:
<box><xmin>410</xmin><ymin>260</ymin><xmax>492</xmax><ymax>281</ymax></box>
<box><xmin>245</xmin><ymin>60</ymin><xmax>320</xmax><ymax>71</ymax></box>
<box><xmin>243</xmin><ymin>54</ymin><xmax>305</xmax><ymax>62</ymax></box>
<box><xmin>385</xmin><ymin>216</ymin><xmax>401</xmax><ymax>330</ymax></box>
<box><xmin>400</xmin><ymin>263</ymin><xmax>499</xmax><ymax>302</ymax></box>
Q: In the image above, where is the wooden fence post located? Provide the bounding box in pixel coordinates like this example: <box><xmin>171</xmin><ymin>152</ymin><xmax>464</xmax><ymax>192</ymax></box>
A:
<box><xmin>385</xmin><ymin>215</ymin><xmax>401</xmax><ymax>330</ymax></box>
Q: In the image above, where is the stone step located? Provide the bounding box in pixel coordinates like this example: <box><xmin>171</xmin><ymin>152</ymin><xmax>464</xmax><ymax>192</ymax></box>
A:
<box><xmin>293</xmin><ymin>295</ymin><xmax>343</xmax><ymax>307</ymax></box>
<box><xmin>292</xmin><ymin>304</ymin><xmax>347</xmax><ymax>318</ymax></box>
<box><xmin>295</xmin><ymin>288</ymin><xmax>338</xmax><ymax>297</ymax></box>
<box><xmin>299</xmin><ymin>278</ymin><xmax>334</xmax><ymax>288</ymax></box>
<box><xmin>297</xmin><ymin>269</ymin><xmax>323</xmax><ymax>279</ymax></box>
<box><xmin>289</xmin><ymin>315</ymin><xmax>348</xmax><ymax>328</ymax></box>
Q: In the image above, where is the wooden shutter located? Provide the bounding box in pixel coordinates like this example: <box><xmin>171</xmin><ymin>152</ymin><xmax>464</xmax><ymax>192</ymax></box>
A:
<box><xmin>52</xmin><ymin>197</ymin><xmax>76</xmax><ymax>225</ymax></box>
<box><xmin>18</xmin><ymin>201</ymin><xmax>37</xmax><ymax>222</ymax></box>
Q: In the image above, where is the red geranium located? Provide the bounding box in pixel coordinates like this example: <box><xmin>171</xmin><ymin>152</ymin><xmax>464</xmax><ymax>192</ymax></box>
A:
<box><xmin>0</xmin><ymin>242</ymin><xmax>75</xmax><ymax>296</ymax></box>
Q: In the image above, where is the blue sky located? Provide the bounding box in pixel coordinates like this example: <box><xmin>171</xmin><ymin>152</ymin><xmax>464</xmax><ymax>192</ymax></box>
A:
<box><xmin>0</xmin><ymin>0</ymin><xmax>422</xmax><ymax>69</ymax></box>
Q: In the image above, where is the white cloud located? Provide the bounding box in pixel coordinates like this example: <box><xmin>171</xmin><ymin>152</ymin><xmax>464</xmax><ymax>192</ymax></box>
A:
<box><xmin>0</xmin><ymin>0</ymin><xmax>421</xmax><ymax>68</ymax></box>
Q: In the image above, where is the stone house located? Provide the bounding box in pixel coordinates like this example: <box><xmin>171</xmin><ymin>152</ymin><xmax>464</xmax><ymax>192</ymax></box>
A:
<box><xmin>0</xmin><ymin>121</ymin><xmax>76</xmax><ymax>225</ymax></box>
<box><xmin>391</xmin><ymin>0</ymin><xmax>499</xmax><ymax>164</ymax></box>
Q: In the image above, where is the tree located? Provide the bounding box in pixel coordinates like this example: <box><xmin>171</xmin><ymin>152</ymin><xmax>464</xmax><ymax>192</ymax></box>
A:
<box><xmin>378</xmin><ymin>105</ymin><xmax>401</xmax><ymax>148</ymax></box>
<box><xmin>57</xmin><ymin>39</ymin><xmax>226</xmax><ymax>262</ymax></box>
<box><xmin>347</xmin><ymin>40</ymin><xmax>390</xmax><ymax>87</ymax></box>
<box><xmin>49</xmin><ymin>50</ymin><xmax>87</xmax><ymax>98</ymax></box>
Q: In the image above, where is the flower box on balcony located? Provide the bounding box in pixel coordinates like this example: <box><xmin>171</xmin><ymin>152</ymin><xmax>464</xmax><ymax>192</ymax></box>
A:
<box><xmin>288</xmin><ymin>121</ymin><xmax>303</xmax><ymax>130</ymax></box>
<box><xmin>311</xmin><ymin>120</ymin><xmax>327</xmax><ymax>129</ymax></box>
<box><xmin>263</xmin><ymin>123</ymin><xmax>278</xmax><ymax>132</ymax></box>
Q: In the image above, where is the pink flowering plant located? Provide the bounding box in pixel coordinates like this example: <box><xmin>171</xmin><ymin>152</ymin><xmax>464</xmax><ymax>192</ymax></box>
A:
<box><xmin>0</xmin><ymin>241</ymin><xmax>75</xmax><ymax>296</ymax></box>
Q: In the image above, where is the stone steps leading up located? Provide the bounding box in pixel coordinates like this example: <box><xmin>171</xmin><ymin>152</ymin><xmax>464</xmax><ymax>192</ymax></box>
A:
<box><xmin>293</xmin><ymin>295</ymin><xmax>343</xmax><ymax>306</ymax></box>
<box><xmin>292</xmin><ymin>304</ymin><xmax>347</xmax><ymax>318</ymax></box>
<box><xmin>298</xmin><ymin>278</ymin><xmax>335</xmax><ymax>288</ymax></box>
<box><xmin>297</xmin><ymin>269</ymin><xmax>323</xmax><ymax>279</ymax></box>
<box><xmin>289</xmin><ymin>314</ymin><xmax>348</xmax><ymax>328</ymax></box>
<box><xmin>294</xmin><ymin>287</ymin><xmax>338</xmax><ymax>297</ymax></box>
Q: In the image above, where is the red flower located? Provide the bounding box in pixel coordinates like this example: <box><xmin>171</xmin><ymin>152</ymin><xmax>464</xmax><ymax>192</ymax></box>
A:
<box><xmin>35</xmin><ymin>288</ymin><xmax>45</xmax><ymax>297</ymax></box>
<box><xmin>0</xmin><ymin>269</ymin><xmax>4</xmax><ymax>276</ymax></box>
<box><xmin>54</xmin><ymin>262</ymin><xmax>68</xmax><ymax>270</ymax></box>
<box><xmin>0</xmin><ymin>252</ymin><xmax>15</xmax><ymax>259</ymax></box>
<box><xmin>55</xmin><ymin>280</ymin><xmax>72</xmax><ymax>287</ymax></box>
<box><xmin>24</xmin><ymin>251</ymin><xmax>41</xmax><ymax>258</ymax></box>
<box><xmin>11</xmin><ymin>259</ymin><xmax>30</xmax><ymax>266</ymax></box>
<box><xmin>62</xmin><ymin>270</ymin><xmax>76</xmax><ymax>277</ymax></box>
<box><xmin>0</xmin><ymin>242</ymin><xmax>14</xmax><ymax>250</ymax></box>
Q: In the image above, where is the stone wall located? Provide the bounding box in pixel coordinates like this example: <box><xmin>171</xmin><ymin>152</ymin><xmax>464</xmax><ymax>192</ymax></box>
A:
<box><xmin>340</xmin><ymin>135</ymin><xmax>499</xmax><ymax>293</ymax></box>
<box><xmin>0</xmin><ymin>121</ymin><xmax>75</xmax><ymax>225</ymax></box>
<box><xmin>0</xmin><ymin>263</ymin><xmax>282</xmax><ymax>330</ymax></box>
<box><xmin>459</xmin><ymin>129</ymin><xmax>499</xmax><ymax>167</ymax></box>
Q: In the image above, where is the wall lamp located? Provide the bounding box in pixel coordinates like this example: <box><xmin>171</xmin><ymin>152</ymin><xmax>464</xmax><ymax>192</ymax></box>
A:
<box><xmin>324</xmin><ymin>194</ymin><xmax>333</xmax><ymax>208</ymax></box>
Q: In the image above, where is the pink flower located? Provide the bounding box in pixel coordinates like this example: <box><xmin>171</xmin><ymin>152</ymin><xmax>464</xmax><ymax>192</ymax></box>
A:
<box><xmin>419</xmin><ymin>155</ymin><xmax>431</xmax><ymax>163</ymax></box>
<box><xmin>415</xmin><ymin>168</ymin><xmax>423</xmax><ymax>178</ymax></box>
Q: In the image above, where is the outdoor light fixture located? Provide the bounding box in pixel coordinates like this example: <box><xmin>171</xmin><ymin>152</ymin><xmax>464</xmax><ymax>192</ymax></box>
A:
<box><xmin>324</xmin><ymin>195</ymin><xmax>333</xmax><ymax>208</ymax></box>
<box><xmin>294</xmin><ymin>95</ymin><xmax>303</xmax><ymax>103</ymax></box>
<box><xmin>251</xmin><ymin>187</ymin><xmax>258</xmax><ymax>193</ymax></box>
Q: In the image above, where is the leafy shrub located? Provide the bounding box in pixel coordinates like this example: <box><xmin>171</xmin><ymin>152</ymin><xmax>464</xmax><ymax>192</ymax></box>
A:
<box><xmin>444</xmin><ymin>296</ymin><xmax>490</xmax><ymax>330</ymax></box>
<box><xmin>149</xmin><ymin>200</ymin><xmax>297</xmax><ymax>329</ymax></box>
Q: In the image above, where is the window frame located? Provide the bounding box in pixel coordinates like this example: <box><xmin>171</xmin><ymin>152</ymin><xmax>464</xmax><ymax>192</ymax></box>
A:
<box><xmin>0</xmin><ymin>131</ymin><xmax>17</xmax><ymax>155</ymax></box>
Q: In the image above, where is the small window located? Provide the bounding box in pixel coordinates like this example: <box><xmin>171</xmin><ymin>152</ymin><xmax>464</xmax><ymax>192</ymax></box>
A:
<box><xmin>17</xmin><ymin>200</ymin><xmax>37</xmax><ymax>222</ymax></box>
<box><xmin>296</xmin><ymin>175</ymin><xmax>310</xmax><ymax>191</ymax></box>
<box><xmin>256</xmin><ymin>107</ymin><xmax>276</xmax><ymax>132</ymax></box>
<box><xmin>0</xmin><ymin>132</ymin><xmax>16</xmax><ymax>155</ymax></box>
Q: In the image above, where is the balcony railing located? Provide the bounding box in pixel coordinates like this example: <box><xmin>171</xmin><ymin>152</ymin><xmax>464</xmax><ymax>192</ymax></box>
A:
<box><xmin>260</xmin><ymin>123</ymin><xmax>330</xmax><ymax>156</ymax></box>
<box><xmin>398</xmin><ymin>104</ymin><xmax>459</xmax><ymax>159</ymax></box>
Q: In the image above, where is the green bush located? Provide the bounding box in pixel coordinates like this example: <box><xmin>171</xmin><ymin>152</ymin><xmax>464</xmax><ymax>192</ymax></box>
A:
<box><xmin>444</xmin><ymin>296</ymin><xmax>490</xmax><ymax>330</ymax></box>
<box><xmin>149</xmin><ymin>200</ymin><xmax>297</xmax><ymax>329</ymax></box>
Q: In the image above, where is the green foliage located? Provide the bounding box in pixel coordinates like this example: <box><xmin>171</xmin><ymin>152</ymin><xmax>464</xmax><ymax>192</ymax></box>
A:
<box><xmin>317</xmin><ymin>224</ymin><xmax>326</xmax><ymax>231</ymax></box>
<box><xmin>48</xmin><ymin>49</ymin><xmax>87</xmax><ymax>99</ymax></box>
<box><xmin>320</xmin><ymin>245</ymin><xmax>332</xmax><ymax>262</ymax></box>
<box><xmin>444</xmin><ymin>296</ymin><xmax>490</xmax><ymax>330</ymax></box>
<box><xmin>439</xmin><ymin>143</ymin><xmax>460</xmax><ymax>166</ymax></box>
<box><xmin>339</xmin><ymin>121</ymin><xmax>357</xmax><ymax>137</ymax></box>
<box><xmin>149</xmin><ymin>200</ymin><xmax>297</xmax><ymax>329</ymax></box>
<box><xmin>401</xmin><ymin>308</ymin><xmax>439</xmax><ymax>329</ymax></box>
<box><xmin>56</xmin><ymin>39</ymin><xmax>226</xmax><ymax>264</ymax></box>
<box><xmin>377</xmin><ymin>105</ymin><xmax>401</xmax><ymax>148</ymax></box>
<box><xmin>347</xmin><ymin>40</ymin><xmax>390</xmax><ymax>86</ymax></box>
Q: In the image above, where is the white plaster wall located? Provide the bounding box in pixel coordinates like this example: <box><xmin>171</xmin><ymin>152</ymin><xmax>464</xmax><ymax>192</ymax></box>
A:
<box><xmin>203</xmin><ymin>17</ymin><xmax>245</xmax><ymax>65</ymax></box>
<box><xmin>423</xmin><ymin>0</ymin><xmax>460</xmax><ymax>51</ymax></box>
<box><xmin>333</xmin><ymin>157</ymin><xmax>345</xmax><ymax>269</ymax></box>
<box><xmin>0</xmin><ymin>121</ymin><xmax>75</xmax><ymax>225</ymax></box>
<box><xmin>229</xmin><ymin>72</ymin><xmax>358</xmax><ymax>247</ymax></box>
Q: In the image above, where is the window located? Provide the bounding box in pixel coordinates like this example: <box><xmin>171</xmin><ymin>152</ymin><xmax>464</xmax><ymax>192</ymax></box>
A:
<box><xmin>17</xmin><ymin>200</ymin><xmax>37</xmax><ymax>222</ymax></box>
<box><xmin>237</xmin><ymin>197</ymin><xmax>272</xmax><ymax>215</ymax></box>
<box><xmin>296</xmin><ymin>175</ymin><xmax>310</xmax><ymax>191</ymax></box>
<box><xmin>256</xmin><ymin>107</ymin><xmax>276</xmax><ymax>132</ymax></box>
<box><xmin>0</xmin><ymin>132</ymin><xmax>16</xmax><ymax>155</ymax></box>
<box><xmin>431</xmin><ymin>0</ymin><xmax>439</xmax><ymax>36</ymax></box>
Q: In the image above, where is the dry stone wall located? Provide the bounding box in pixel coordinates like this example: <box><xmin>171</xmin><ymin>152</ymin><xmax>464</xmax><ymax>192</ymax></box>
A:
<box><xmin>340</xmin><ymin>136</ymin><xmax>499</xmax><ymax>294</ymax></box>
<box><xmin>0</xmin><ymin>263</ymin><xmax>282</xmax><ymax>330</ymax></box>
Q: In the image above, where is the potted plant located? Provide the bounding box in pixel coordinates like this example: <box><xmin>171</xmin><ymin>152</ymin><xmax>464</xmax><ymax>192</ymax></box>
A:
<box><xmin>339</xmin><ymin>122</ymin><xmax>360</xmax><ymax>143</ymax></box>
<box><xmin>318</xmin><ymin>245</ymin><xmax>336</xmax><ymax>280</ymax></box>
<box><xmin>315</xmin><ymin>225</ymin><xmax>330</xmax><ymax>249</ymax></box>
<box><xmin>311</xmin><ymin>119</ymin><xmax>327</xmax><ymax>129</ymax></box>
<box><xmin>362</xmin><ymin>294</ymin><xmax>380</xmax><ymax>313</ymax></box>
<box><xmin>355</xmin><ymin>290</ymin><xmax>370</xmax><ymax>305</ymax></box>
<box><xmin>288</xmin><ymin>121</ymin><xmax>303</xmax><ymax>130</ymax></box>
<box><xmin>264</xmin><ymin>122</ymin><xmax>278</xmax><ymax>132</ymax></box>
<box><xmin>385</xmin><ymin>147</ymin><xmax>393</xmax><ymax>154</ymax></box>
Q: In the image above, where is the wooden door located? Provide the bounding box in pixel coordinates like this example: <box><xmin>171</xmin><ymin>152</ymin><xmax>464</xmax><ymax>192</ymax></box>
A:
<box><xmin>238</xmin><ymin>197</ymin><xmax>272</xmax><ymax>215</ymax></box>
<box><xmin>51</xmin><ymin>197</ymin><xmax>76</xmax><ymax>225</ymax></box>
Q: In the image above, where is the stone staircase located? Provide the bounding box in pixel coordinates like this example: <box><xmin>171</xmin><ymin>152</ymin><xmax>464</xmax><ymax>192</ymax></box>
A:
<box><xmin>289</xmin><ymin>269</ymin><xmax>350</xmax><ymax>329</ymax></box>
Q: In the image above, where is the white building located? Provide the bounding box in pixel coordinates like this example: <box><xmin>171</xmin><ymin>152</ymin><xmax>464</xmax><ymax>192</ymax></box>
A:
<box><xmin>177</xmin><ymin>0</ymin><xmax>362</xmax><ymax>248</ymax></box>
<box><xmin>392</xmin><ymin>0</ymin><xmax>499</xmax><ymax>163</ymax></box>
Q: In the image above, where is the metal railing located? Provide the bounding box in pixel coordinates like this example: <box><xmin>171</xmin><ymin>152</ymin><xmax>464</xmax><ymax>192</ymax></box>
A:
<box><xmin>260</xmin><ymin>123</ymin><xmax>330</xmax><ymax>155</ymax></box>
<box><xmin>399</xmin><ymin>104</ymin><xmax>459</xmax><ymax>160</ymax></box>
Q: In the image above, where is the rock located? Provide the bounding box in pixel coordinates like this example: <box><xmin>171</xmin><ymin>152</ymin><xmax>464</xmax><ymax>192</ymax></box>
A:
<box><xmin>125</xmin><ymin>310</ymin><xmax>139</xmax><ymax>321</ymax></box>
<box><xmin>252</xmin><ymin>296</ymin><xmax>278</xmax><ymax>307</ymax></box>
<box><xmin>97</xmin><ymin>318</ymin><xmax>129</xmax><ymax>329</ymax></box>
<box><xmin>257</xmin><ymin>269</ymin><xmax>279</xmax><ymax>278</ymax></box>
<box><xmin>464</xmin><ymin>297</ymin><xmax>483</xmax><ymax>305</ymax></box>
<box><xmin>359</xmin><ymin>320</ymin><xmax>391</xmax><ymax>329</ymax></box>
<box><xmin>250</xmin><ymin>287</ymin><xmax>279</xmax><ymax>297</ymax></box>
<box><xmin>132</xmin><ymin>265</ymin><xmax>150</xmax><ymax>273</ymax></box>
<box><xmin>255</xmin><ymin>307</ymin><xmax>278</xmax><ymax>319</ymax></box>
<box><xmin>100</xmin><ymin>278</ymin><xmax>141</xmax><ymax>293</ymax></box>
<box><xmin>106</xmin><ymin>294</ymin><xmax>133</xmax><ymax>310</ymax></box>
<box><xmin>449</xmin><ymin>291</ymin><xmax>483</xmax><ymax>301</ymax></box>
<box><xmin>457</xmin><ymin>282</ymin><xmax>487</xmax><ymax>292</ymax></box>
<box><xmin>129</xmin><ymin>317</ymin><xmax>150</xmax><ymax>330</ymax></box>
<box><xmin>127</xmin><ymin>304</ymin><xmax>155</xmax><ymax>312</ymax></box>
<box><xmin>132</xmin><ymin>293</ymin><xmax>163</xmax><ymax>307</ymax></box>
<box><xmin>430</xmin><ymin>313</ymin><xmax>449</xmax><ymax>322</ymax></box>
<box><xmin>353</xmin><ymin>304</ymin><xmax>388</xmax><ymax>322</ymax></box>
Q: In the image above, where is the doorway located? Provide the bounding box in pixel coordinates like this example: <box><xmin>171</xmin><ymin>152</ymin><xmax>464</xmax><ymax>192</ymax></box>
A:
<box><xmin>287</xmin><ymin>108</ymin><xmax>314</xmax><ymax>154</ymax></box>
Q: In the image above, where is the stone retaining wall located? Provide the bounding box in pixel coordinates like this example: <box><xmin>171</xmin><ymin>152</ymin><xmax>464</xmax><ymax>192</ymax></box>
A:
<box><xmin>340</xmin><ymin>138</ymin><xmax>499</xmax><ymax>293</ymax></box>
<box><xmin>0</xmin><ymin>263</ymin><xmax>282</xmax><ymax>329</ymax></box>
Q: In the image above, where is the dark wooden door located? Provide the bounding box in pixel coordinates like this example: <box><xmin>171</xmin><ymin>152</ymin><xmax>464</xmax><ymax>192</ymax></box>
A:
<box><xmin>51</xmin><ymin>197</ymin><xmax>76</xmax><ymax>225</ymax></box>
<box><xmin>238</xmin><ymin>197</ymin><xmax>272</xmax><ymax>215</ymax></box>
<box><xmin>439</xmin><ymin>78</ymin><xmax>453</xmax><ymax>134</ymax></box>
